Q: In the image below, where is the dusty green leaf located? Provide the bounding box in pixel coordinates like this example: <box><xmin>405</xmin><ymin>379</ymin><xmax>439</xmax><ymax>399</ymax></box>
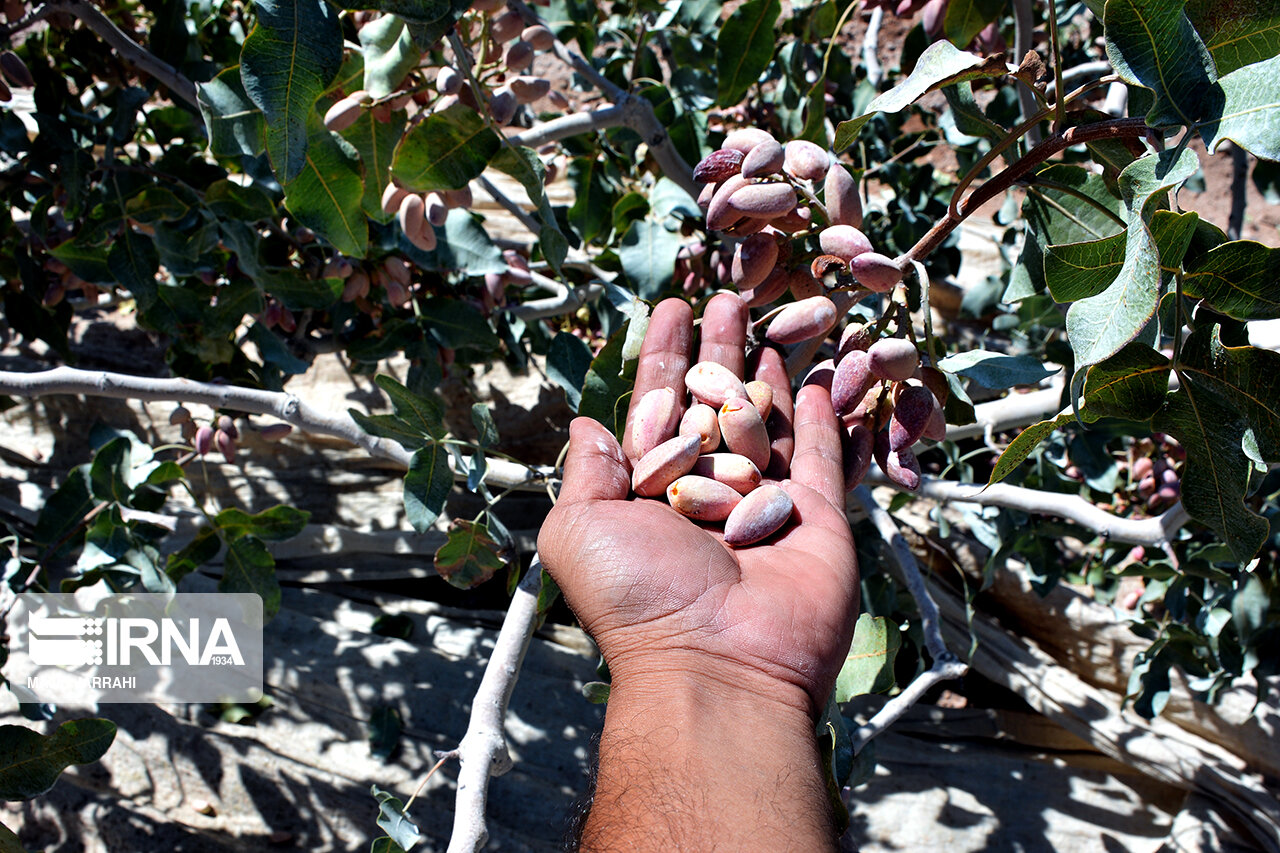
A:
<box><xmin>371</xmin><ymin>785</ymin><xmax>420</xmax><ymax>851</ymax></box>
<box><xmin>221</xmin><ymin>534</ymin><xmax>281</xmax><ymax>620</ymax></box>
<box><xmin>936</xmin><ymin>350</ymin><xmax>1058</xmax><ymax>389</ymax></box>
<box><xmin>1066</xmin><ymin>148</ymin><xmax>1199</xmax><ymax>368</ymax></box>
<box><xmin>579</xmin><ymin>321</ymin><xmax>633</xmax><ymax>437</ymax></box>
<box><xmin>1178</xmin><ymin>325</ymin><xmax>1280</xmax><ymax>459</ymax></box>
<box><xmin>716</xmin><ymin>0</ymin><xmax>781</xmax><ymax>106</ymax></box>
<box><xmin>987</xmin><ymin>412</ymin><xmax>1075</xmax><ymax>487</ymax></box>
<box><xmin>375</xmin><ymin>374</ymin><xmax>447</xmax><ymax>439</ymax></box>
<box><xmin>944</xmin><ymin>0</ymin><xmax>1003</xmax><ymax>49</ymax></box>
<box><xmin>1105</xmin><ymin>0</ymin><xmax>1216</xmax><ymax>127</ymax></box>
<box><xmin>391</xmin><ymin>103</ymin><xmax>500</xmax><ymax>191</ymax></box>
<box><xmin>834</xmin><ymin>614</ymin><xmax>900</xmax><ymax>702</ymax></box>
<box><xmin>547</xmin><ymin>332</ymin><xmax>593</xmax><ymax>412</ymax></box>
<box><xmin>360</xmin><ymin>15</ymin><xmax>418</xmax><ymax>99</ymax></box>
<box><xmin>434</xmin><ymin>520</ymin><xmax>505</xmax><ymax>589</ymax></box>
<box><xmin>1185</xmin><ymin>0</ymin><xmax>1280</xmax><ymax>76</ymax></box>
<box><xmin>1200</xmin><ymin>52</ymin><xmax>1280</xmax><ymax>161</ymax></box>
<box><xmin>404</xmin><ymin>444</ymin><xmax>452</xmax><ymax>533</ymax></box>
<box><xmin>342</xmin><ymin>109</ymin><xmax>405</xmax><ymax>224</ymax></box>
<box><xmin>0</xmin><ymin>719</ymin><xmax>116</xmax><ymax>801</ymax></box>
<box><xmin>833</xmin><ymin>41</ymin><xmax>1007</xmax><ymax>149</ymax></box>
<box><xmin>196</xmin><ymin>67</ymin><xmax>265</xmax><ymax>158</ymax></box>
<box><xmin>240</xmin><ymin>0</ymin><xmax>343</xmax><ymax>182</ymax></box>
<box><xmin>1182</xmin><ymin>239</ymin><xmax>1280</xmax><ymax>319</ymax></box>
<box><xmin>215</xmin><ymin>505</ymin><xmax>310</xmax><ymax>541</ymax></box>
<box><xmin>283</xmin><ymin>115</ymin><xmax>367</xmax><ymax>258</ymax></box>
<box><xmin>1082</xmin><ymin>342</ymin><xmax>1172</xmax><ymax>422</ymax></box>
<box><xmin>618</xmin><ymin>219</ymin><xmax>682</xmax><ymax>300</ymax></box>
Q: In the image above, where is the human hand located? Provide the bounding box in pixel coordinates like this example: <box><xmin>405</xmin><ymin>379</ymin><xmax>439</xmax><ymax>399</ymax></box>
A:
<box><xmin>538</xmin><ymin>292</ymin><xmax>859</xmax><ymax>716</ymax></box>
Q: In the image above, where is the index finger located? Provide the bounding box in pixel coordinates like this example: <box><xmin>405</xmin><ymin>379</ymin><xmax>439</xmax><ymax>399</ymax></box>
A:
<box><xmin>622</xmin><ymin>299</ymin><xmax>694</xmax><ymax>460</ymax></box>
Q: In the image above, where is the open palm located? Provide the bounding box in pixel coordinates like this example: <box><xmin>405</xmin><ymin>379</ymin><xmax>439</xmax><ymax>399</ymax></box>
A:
<box><xmin>538</xmin><ymin>294</ymin><xmax>859</xmax><ymax>710</ymax></box>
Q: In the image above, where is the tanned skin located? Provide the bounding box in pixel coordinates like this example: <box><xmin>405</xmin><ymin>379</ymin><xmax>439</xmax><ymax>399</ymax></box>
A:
<box><xmin>539</xmin><ymin>293</ymin><xmax>860</xmax><ymax>852</ymax></box>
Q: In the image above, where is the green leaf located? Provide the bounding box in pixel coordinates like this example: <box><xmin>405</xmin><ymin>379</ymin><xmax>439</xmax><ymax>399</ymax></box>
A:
<box><xmin>371</xmin><ymin>785</ymin><xmax>420</xmax><ymax>851</ymax></box>
<box><xmin>367</xmin><ymin>706</ymin><xmax>402</xmax><ymax>761</ymax></box>
<box><xmin>491</xmin><ymin>146</ymin><xmax>566</xmax><ymax>276</ymax></box>
<box><xmin>0</xmin><ymin>819</ymin><xmax>29</xmax><ymax>852</ymax></box>
<box><xmin>89</xmin><ymin>437</ymin><xmax>132</xmax><ymax>505</ymax></box>
<box><xmin>106</xmin><ymin>230</ymin><xmax>160</xmax><ymax>306</ymax></box>
<box><xmin>547</xmin><ymin>331</ymin><xmax>594</xmax><ymax>412</ymax></box>
<box><xmin>471</xmin><ymin>403</ymin><xmax>499</xmax><ymax>447</ymax></box>
<box><xmin>987</xmin><ymin>412</ymin><xmax>1075</xmax><ymax>486</ymax></box>
<box><xmin>716</xmin><ymin>0</ymin><xmax>781</xmax><ymax>106</ymax></box>
<box><xmin>240</xmin><ymin>0</ymin><xmax>343</xmax><ymax>182</ymax></box>
<box><xmin>205</xmin><ymin>180</ymin><xmax>277</xmax><ymax>222</ymax></box>
<box><xmin>943</xmin><ymin>0</ymin><xmax>1003</xmax><ymax>48</ymax></box>
<box><xmin>32</xmin><ymin>467</ymin><xmax>94</xmax><ymax>554</ymax></box>
<box><xmin>0</xmin><ymin>719</ymin><xmax>116</xmax><ymax>801</ymax></box>
<box><xmin>166</xmin><ymin>525</ymin><xmax>221</xmax><ymax>584</ymax></box>
<box><xmin>1104</xmin><ymin>0</ymin><xmax>1217</xmax><ymax>127</ymax></box>
<box><xmin>1200</xmin><ymin>52</ymin><xmax>1280</xmax><ymax>162</ymax></box>
<box><xmin>1182</xmin><ymin>239</ymin><xmax>1280</xmax><ymax>319</ymax></box>
<box><xmin>1178</xmin><ymin>325</ymin><xmax>1280</xmax><ymax>459</ymax></box>
<box><xmin>834</xmin><ymin>614</ymin><xmax>900</xmax><ymax>702</ymax></box>
<box><xmin>618</xmin><ymin>219</ymin><xmax>682</xmax><ymax>300</ymax></box>
<box><xmin>350</xmin><ymin>411</ymin><xmax>430</xmax><ymax>450</ymax></box>
<box><xmin>420</xmin><ymin>296</ymin><xmax>500</xmax><ymax>350</ymax></box>
<box><xmin>371</xmin><ymin>838</ymin><xmax>408</xmax><ymax>853</ymax></box>
<box><xmin>833</xmin><ymin>41</ymin><xmax>1007</xmax><ymax>149</ymax></box>
<box><xmin>578</xmin><ymin>321</ymin><xmax>633</xmax><ymax>436</ymax></box>
<box><xmin>1045</xmin><ymin>209</ymin><xmax>1198</xmax><ymax>302</ymax></box>
<box><xmin>567</xmin><ymin>155</ymin><xmax>615</xmax><ymax>246</ymax></box>
<box><xmin>434</xmin><ymin>520</ymin><xmax>505</xmax><ymax>589</ymax></box>
<box><xmin>581</xmin><ymin>682</ymin><xmax>611</xmax><ymax>703</ymax></box>
<box><xmin>1065</xmin><ymin>147</ymin><xmax>1199</xmax><ymax>368</ymax></box>
<box><xmin>1082</xmin><ymin>342</ymin><xmax>1172</xmax><ymax>421</ymax></box>
<box><xmin>126</xmin><ymin>188</ymin><xmax>191</xmax><ymax>224</ymax></box>
<box><xmin>360</xmin><ymin>15</ymin><xmax>418</xmax><ymax>99</ymax></box>
<box><xmin>406</xmin><ymin>210</ymin><xmax>505</xmax><ymax>275</ymax></box>
<box><xmin>49</xmin><ymin>235</ymin><xmax>112</xmax><ymax>286</ymax></box>
<box><xmin>283</xmin><ymin>115</ymin><xmax>368</xmax><ymax>258</ymax></box>
<box><xmin>391</xmin><ymin>103</ymin><xmax>500</xmax><ymax>192</ymax></box>
<box><xmin>404</xmin><ymin>444</ymin><xmax>452</xmax><ymax>532</ymax></box>
<box><xmin>375</xmin><ymin>374</ymin><xmax>447</xmax><ymax>439</ymax></box>
<box><xmin>196</xmin><ymin>67</ymin><xmax>265</xmax><ymax>159</ymax></box>
<box><xmin>342</xmin><ymin>109</ymin><xmax>406</xmax><ymax>224</ymax></box>
<box><xmin>1185</xmin><ymin>0</ymin><xmax>1280</xmax><ymax>76</ymax></box>
<box><xmin>215</xmin><ymin>505</ymin><xmax>310</xmax><ymax>541</ymax></box>
<box><xmin>936</xmin><ymin>350</ymin><xmax>1059</xmax><ymax>389</ymax></box>
<box><xmin>221</xmin><ymin>534</ymin><xmax>281</xmax><ymax>619</ymax></box>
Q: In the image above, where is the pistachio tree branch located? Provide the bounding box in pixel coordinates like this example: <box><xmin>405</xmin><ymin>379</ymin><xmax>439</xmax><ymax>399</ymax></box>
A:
<box><xmin>848</xmin><ymin>486</ymin><xmax>967</xmax><ymax>753</ymax></box>
<box><xmin>895</xmin><ymin>117</ymin><xmax>1149</xmax><ymax>268</ymax></box>
<box><xmin>865</xmin><ymin>470</ymin><xmax>1191</xmax><ymax>548</ymax></box>
<box><xmin>0</xmin><ymin>367</ymin><xmax>554</xmax><ymax>490</ymax></box>
<box><xmin>503</xmin><ymin>273</ymin><xmax>605</xmax><ymax>320</ymax></box>
<box><xmin>445</xmin><ymin>556</ymin><xmax>546</xmax><ymax>853</ymax></box>
<box><xmin>50</xmin><ymin>0</ymin><xmax>200</xmax><ymax>108</ymax></box>
<box><xmin>509</xmin><ymin>105</ymin><xmax>629</xmax><ymax>149</ymax></box>
<box><xmin>861</xmin><ymin>5</ymin><xmax>884</xmax><ymax>89</ymax></box>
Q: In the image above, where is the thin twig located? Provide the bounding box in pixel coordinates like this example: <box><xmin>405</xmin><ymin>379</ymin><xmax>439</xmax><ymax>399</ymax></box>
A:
<box><xmin>502</xmin><ymin>275</ymin><xmax>605</xmax><ymax>320</ymax></box>
<box><xmin>896</xmin><ymin>117</ymin><xmax>1149</xmax><ymax>267</ymax></box>
<box><xmin>475</xmin><ymin>174</ymin><xmax>542</xmax><ymax>236</ymax></box>
<box><xmin>849</xmin><ymin>657</ymin><xmax>968</xmax><ymax>754</ymax></box>
<box><xmin>445</xmin><ymin>555</ymin><xmax>546</xmax><ymax>853</ymax></box>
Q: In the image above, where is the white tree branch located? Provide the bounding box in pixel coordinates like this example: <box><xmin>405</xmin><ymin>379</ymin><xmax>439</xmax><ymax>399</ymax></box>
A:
<box><xmin>944</xmin><ymin>385</ymin><xmax>1065</xmax><ymax>442</ymax></box>
<box><xmin>848</xmin><ymin>486</ymin><xmax>967</xmax><ymax>753</ymax></box>
<box><xmin>861</xmin><ymin>5</ymin><xmax>884</xmax><ymax>89</ymax></box>
<box><xmin>503</xmin><ymin>273</ymin><xmax>605</xmax><ymax>320</ymax></box>
<box><xmin>446</xmin><ymin>555</ymin><xmax>545</xmax><ymax>853</ymax></box>
<box><xmin>509</xmin><ymin>105</ymin><xmax>628</xmax><ymax>149</ymax></box>
<box><xmin>0</xmin><ymin>367</ymin><xmax>554</xmax><ymax>491</ymax></box>
<box><xmin>865</xmin><ymin>470</ymin><xmax>1191</xmax><ymax>548</ymax></box>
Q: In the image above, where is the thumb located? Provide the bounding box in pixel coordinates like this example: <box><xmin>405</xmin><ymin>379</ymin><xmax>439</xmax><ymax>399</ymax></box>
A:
<box><xmin>556</xmin><ymin>417</ymin><xmax>631</xmax><ymax>505</ymax></box>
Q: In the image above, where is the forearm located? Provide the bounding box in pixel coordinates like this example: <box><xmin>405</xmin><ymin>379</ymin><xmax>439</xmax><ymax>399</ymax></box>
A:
<box><xmin>579</xmin><ymin>665</ymin><xmax>837</xmax><ymax>852</ymax></box>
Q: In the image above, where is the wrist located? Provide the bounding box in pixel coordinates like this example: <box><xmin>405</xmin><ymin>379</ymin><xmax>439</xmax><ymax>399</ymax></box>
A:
<box><xmin>584</xmin><ymin>656</ymin><xmax>837</xmax><ymax>852</ymax></box>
